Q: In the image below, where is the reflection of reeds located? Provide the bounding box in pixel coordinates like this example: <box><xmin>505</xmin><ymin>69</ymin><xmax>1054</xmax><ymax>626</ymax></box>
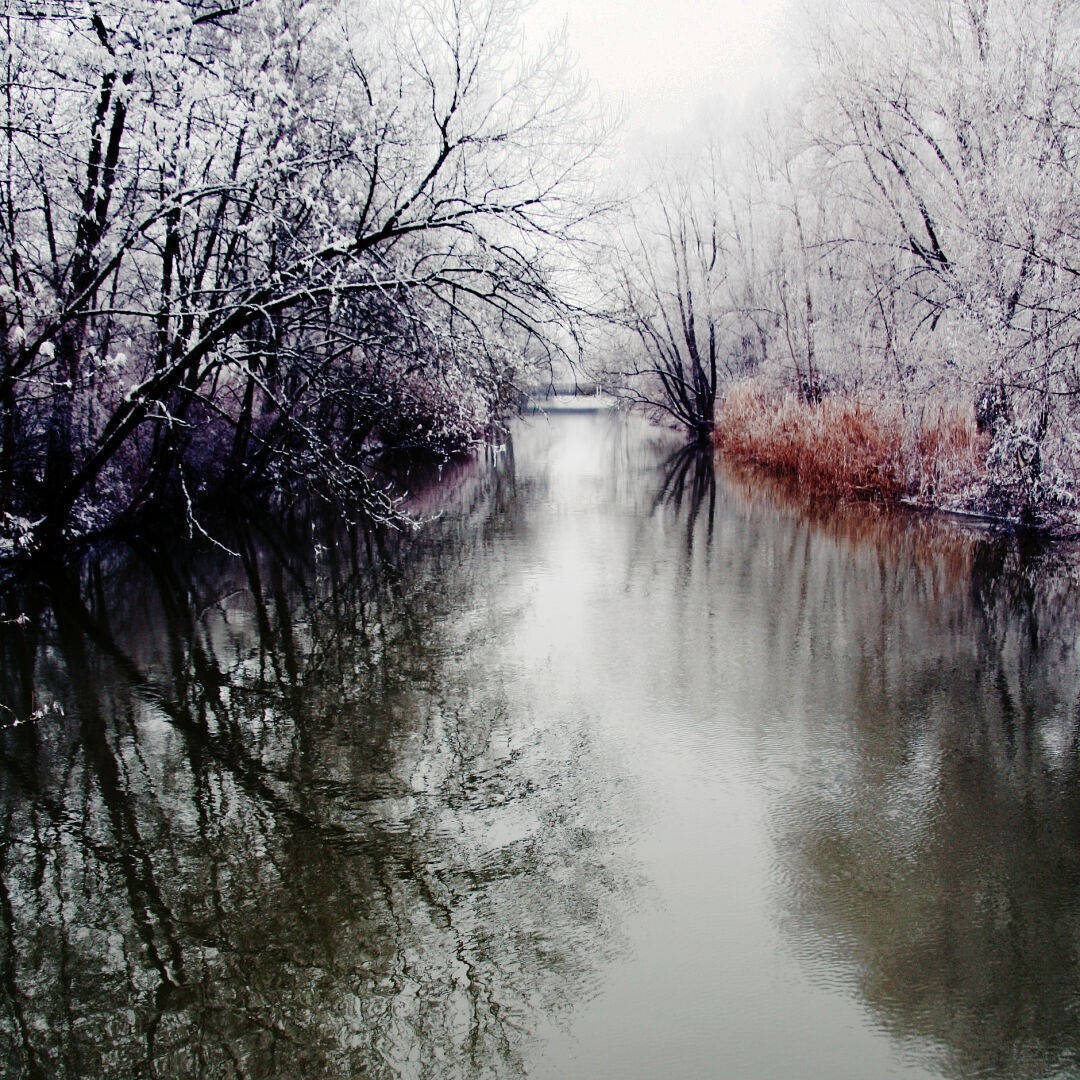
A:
<box><xmin>717</xmin><ymin>454</ymin><xmax>982</xmax><ymax>593</ymax></box>
<box><xmin>717</xmin><ymin>380</ymin><xmax>987</xmax><ymax>509</ymax></box>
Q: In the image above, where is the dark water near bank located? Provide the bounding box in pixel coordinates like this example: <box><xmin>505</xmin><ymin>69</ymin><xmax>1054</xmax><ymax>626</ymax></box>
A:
<box><xmin>1</xmin><ymin>411</ymin><xmax>1079</xmax><ymax>1079</ymax></box>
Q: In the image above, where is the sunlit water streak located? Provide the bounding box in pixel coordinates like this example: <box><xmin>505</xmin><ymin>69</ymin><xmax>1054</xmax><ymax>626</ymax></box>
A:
<box><xmin>0</xmin><ymin>410</ymin><xmax>1078</xmax><ymax>1079</ymax></box>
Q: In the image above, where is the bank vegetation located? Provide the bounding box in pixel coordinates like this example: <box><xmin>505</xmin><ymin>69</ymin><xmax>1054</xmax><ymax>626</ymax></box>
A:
<box><xmin>605</xmin><ymin>0</ymin><xmax>1080</xmax><ymax>533</ymax></box>
<box><xmin>0</xmin><ymin>0</ymin><xmax>602</xmax><ymax>554</ymax></box>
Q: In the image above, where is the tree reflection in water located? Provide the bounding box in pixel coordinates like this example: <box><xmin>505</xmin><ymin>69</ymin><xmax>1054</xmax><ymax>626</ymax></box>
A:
<box><xmin>711</xmin><ymin>463</ymin><xmax>1080</xmax><ymax>1080</ymax></box>
<box><xmin>0</xmin><ymin>453</ymin><xmax>635</xmax><ymax>1079</ymax></box>
<box><xmin>652</xmin><ymin>443</ymin><xmax>717</xmax><ymax>555</ymax></box>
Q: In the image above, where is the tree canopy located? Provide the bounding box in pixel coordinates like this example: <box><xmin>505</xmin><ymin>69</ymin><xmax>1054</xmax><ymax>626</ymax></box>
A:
<box><xmin>0</xmin><ymin>0</ymin><xmax>602</xmax><ymax>549</ymax></box>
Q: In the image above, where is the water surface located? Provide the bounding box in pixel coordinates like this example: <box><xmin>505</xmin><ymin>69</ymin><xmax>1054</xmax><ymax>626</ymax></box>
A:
<box><xmin>1</xmin><ymin>410</ymin><xmax>1078</xmax><ymax>1078</ymax></box>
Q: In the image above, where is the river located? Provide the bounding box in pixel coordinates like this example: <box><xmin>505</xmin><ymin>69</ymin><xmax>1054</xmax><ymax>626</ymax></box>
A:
<box><xmin>1</xmin><ymin>409</ymin><xmax>1078</xmax><ymax>1078</ymax></box>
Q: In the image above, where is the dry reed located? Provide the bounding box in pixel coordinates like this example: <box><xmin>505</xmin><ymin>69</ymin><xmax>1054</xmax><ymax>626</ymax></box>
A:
<box><xmin>716</xmin><ymin>379</ymin><xmax>987</xmax><ymax>507</ymax></box>
<box><xmin>911</xmin><ymin>401</ymin><xmax>988</xmax><ymax>509</ymax></box>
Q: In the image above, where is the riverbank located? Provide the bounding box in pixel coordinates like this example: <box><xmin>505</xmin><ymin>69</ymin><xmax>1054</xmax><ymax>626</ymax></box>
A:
<box><xmin>714</xmin><ymin>379</ymin><xmax>1078</xmax><ymax>537</ymax></box>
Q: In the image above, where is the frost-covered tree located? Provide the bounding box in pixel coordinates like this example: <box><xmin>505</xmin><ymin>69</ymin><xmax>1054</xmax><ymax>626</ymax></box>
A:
<box><xmin>0</xmin><ymin>0</ymin><xmax>601</xmax><ymax>546</ymax></box>
<box><xmin>806</xmin><ymin>0</ymin><xmax>1080</xmax><ymax>521</ymax></box>
<box><xmin>605</xmin><ymin>0</ymin><xmax>1078</xmax><ymax>527</ymax></box>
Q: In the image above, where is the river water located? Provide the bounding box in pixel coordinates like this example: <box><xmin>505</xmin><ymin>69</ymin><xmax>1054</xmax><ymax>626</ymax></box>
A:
<box><xmin>1</xmin><ymin>410</ymin><xmax>1079</xmax><ymax>1079</ymax></box>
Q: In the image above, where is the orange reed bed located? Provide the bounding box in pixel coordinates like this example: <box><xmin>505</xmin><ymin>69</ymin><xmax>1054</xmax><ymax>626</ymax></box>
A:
<box><xmin>716</xmin><ymin>381</ymin><xmax>986</xmax><ymax>506</ymax></box>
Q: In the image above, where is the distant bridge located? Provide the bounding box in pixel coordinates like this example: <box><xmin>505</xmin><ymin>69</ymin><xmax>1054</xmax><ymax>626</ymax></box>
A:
<box><xmin>523</xmin><ymin>384</ymin><xmax>617</xmax><ymax>413</ymax></box>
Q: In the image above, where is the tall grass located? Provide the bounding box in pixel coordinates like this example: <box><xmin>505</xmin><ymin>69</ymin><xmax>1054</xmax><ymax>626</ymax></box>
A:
<box><xmin>716</xmin><ymin>380</ymin><xmax>987</xmax><ymax>507</ymax></box>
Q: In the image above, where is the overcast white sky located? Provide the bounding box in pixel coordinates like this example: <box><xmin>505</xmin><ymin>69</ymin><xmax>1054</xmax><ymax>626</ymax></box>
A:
<box><xmin>522</xmin><ymin>0</ymin><xmax>793</xmax><ymax>143</ymax></box>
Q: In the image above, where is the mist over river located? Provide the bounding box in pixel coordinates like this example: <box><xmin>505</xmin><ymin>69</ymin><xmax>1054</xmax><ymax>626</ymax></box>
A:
<box><xmin>1</xmin><ymin>410</ymin><xmax>1078</xmax><ymax>1079</ymax></box>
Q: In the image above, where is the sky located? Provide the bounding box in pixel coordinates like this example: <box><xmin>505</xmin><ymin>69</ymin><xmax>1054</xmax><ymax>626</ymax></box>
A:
<box><xmin>522</xmin><ymin>0</ymin><xmax>792</xmax><ymax>144</ymax></box>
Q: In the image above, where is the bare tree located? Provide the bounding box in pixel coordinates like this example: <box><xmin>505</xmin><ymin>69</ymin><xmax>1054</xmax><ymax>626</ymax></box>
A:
<box><xmin>608</xmin><ymin>146</ymin><xmax>740</xmax><ymax>442</ymax></box>
<box><xmin>0</xmin><ymin>0</ymin><xmax>604</xmax><ymax>547</ymax></box>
